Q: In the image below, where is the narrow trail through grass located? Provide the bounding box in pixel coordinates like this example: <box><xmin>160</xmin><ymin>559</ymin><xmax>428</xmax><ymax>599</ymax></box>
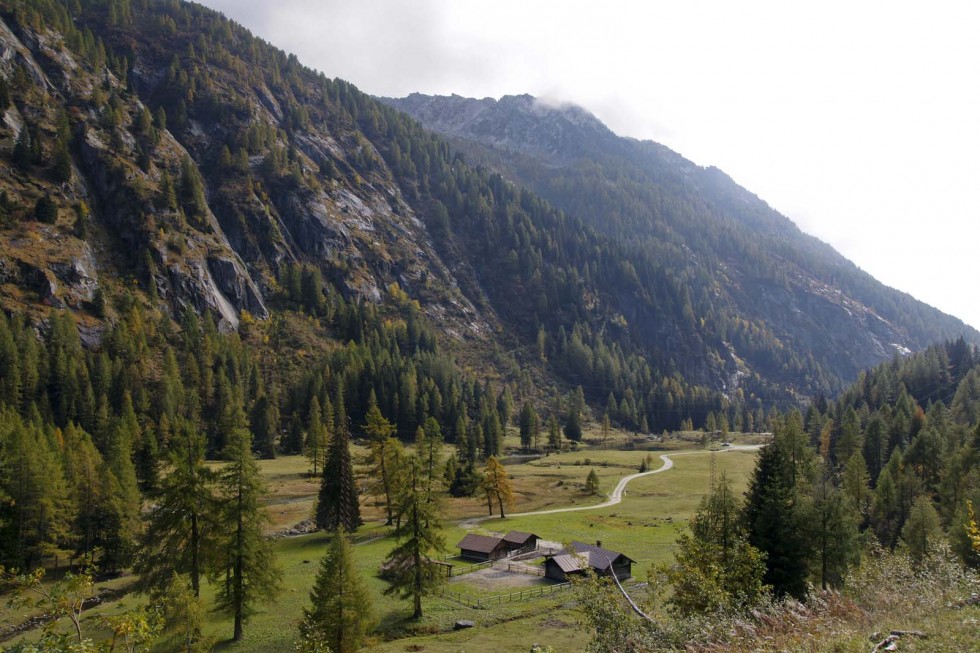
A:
<box><xmin>458</xmin><ymin>445</ymin><xmax>762</xmax><ymax>530</ymax></box>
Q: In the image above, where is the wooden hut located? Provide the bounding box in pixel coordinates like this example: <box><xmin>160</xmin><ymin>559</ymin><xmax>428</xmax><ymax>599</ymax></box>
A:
<box><xmin>544</xmin><ymin>541</ymin><xmax>634</xmax><ymax>581</ymax></box>
<box><xmin>502</xmin><ymin>531</ymin><xmax>540</xmax><ymax>554</ymax></box>
<box><xmin>456</xmin><ymin>533</ymin><xmax>509</xmax><ymax>561</ymax></box>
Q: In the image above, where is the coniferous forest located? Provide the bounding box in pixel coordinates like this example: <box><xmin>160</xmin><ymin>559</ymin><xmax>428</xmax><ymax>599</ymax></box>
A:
<box><xmin>0</xmin><ymin>0</ymin><xmax>977</xmax><ymax>651</ymax></box>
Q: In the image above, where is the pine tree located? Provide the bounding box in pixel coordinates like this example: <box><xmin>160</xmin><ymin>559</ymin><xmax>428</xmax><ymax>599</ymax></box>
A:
<box><xmin>482</xmin><ymin>456</ymin><xmax>515</xmax><ymax>518</ymax></box>
<box><xmin>0</xmin><ymin>414</ymin><xmax>72</xmax><ymax>570</ymax></box>
<box><xmin>417</xmin><ymin>417</ymin><xmax>443</xmax><ymax>502</ymax></box>
<box><xmin>585</xmin><ymin>468</ymin><xmax>600</xmax><ymax>495</ymax></box>
<box><xmin>518</xmin><ymin>402</ymin><xmax>539</xmax><ymax>452</ymax></box>
<box><xmin>901</xmin><ymin>495</ymin><xmax>942</xmax><ymax>564</ymax></box>
<box><xmin>547</xmin><ymin>414</ymin><xmax>561</xmax><ymax>452</ymax></box>
<box><xmin>299</xmin><ymin>531</ymin><xmax>374</xmax><ymax>653</ymax></box>
<box><xmin>383</xmin><ymin>456</ymin><xmax>446</xmax><ymax>619</ymax></box>
<box><xmin>655</xmin><ymin>474</ymin><xmax>767</xmax><ymax>615</ymax></box>
<box><xmin>564</xmin><ymin>399</ymin><xmax>582</xmax><ymax>443</ymax></box>
<box><xmin>812</xmin><ymin>467</ymin><xmax>860</xmax><ymax>589</ymax></box>
<box><xmin>213</xmin><ymin>427</ymin><xmax>281</xmax><ymax>641</ymax></box>
<box><xmin>304</xmin><ymin>396</ymin><xmax>327</xmax><ymax>476</ymax></box>
<box><xmin>249</xmin><ymin>390</ymin><xmax>279</xmax><ymax>460</ymax></box>
<box><xmin>364</xmin><ymin>393</ymin><xmax>397</xmax><ymax>524</ymax></box>
<box><xmin>99</xmin><ymin>409</ymin><xmax>142</xmax><ymax>573</ymax></box>
<box><xmin>61</xmin><ymin>424</ymin><xmax>105</xmax><ymax>566</ymax></box>
<box><xmin>316</xmin><ymin>390</ymin><xmax>361</xmax><ymax>532</ymax></box>
<box><xmin>135</xmin><ymin>420</ymin><xmax>217</xmax><ymax>597</ymax></box>
<box><xmin>156</xmin><ymin>573</ymin><xmax>212</xmax><ymax>652</ymax></box>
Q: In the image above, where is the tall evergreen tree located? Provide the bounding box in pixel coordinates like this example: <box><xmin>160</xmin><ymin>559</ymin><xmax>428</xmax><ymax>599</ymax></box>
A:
<box><xmin>383</xmin><ymin>456</ymin><xmax>446</xmax><ymax>619</ymax></box>
<box><xmin>742</xmin><ymin>412</ymin><xmax>815</xmax><ymax>599</ymax></box>
<box><xmin>213</xmin><ymin>426</ymin><xmax>281</xmax><ymax>642</ymax></box>
<box><xmin>416</xmin><ymin>418</ymin><xmax>444</xmax><ymax>502</ymax></box>
<box><xmin>811</xmin><ymin>467</ymin><xmax>860</xmax><ymax>589</ymax></box>
<box><xmin>304</xmin><ymin>396</ymin><xmax>328</xmax><ymax>477</ymax></box>
<box><xmin>135</xmin><ymin>420</ymin><xmax>217</xmax><ymax>597</ymax></box>
<box><xmin>657</xmin><ymin>474</ymin><xmax>767</xmax><ymax>615</ymax></box>
<box><xmin>316</xmin><ymin>391</ymin><xmax>361</xmax><ymax>532</ymax></box>
<box><xmin>61</xmin><ymin>423</ymin><xmax>105</xmax><ymax>567</ymax></box>
<box><xmin>518</xmin><ymin>402</ymin><xmax>539</xmax><ymax>452</ymax></box>
<box><xmin>0</xmin><ymin>413</ymin><xmax>72</xmax><ymax>570</ymax></box>
<box><xmin>299</xmin><ymin>531</ymin><xmax>374</xmax><ymax>653</ymax></box>
<box><xmin>364</xmin><ymin>393</ymin><xmax>397</xmax><ymax>525</ymax></box>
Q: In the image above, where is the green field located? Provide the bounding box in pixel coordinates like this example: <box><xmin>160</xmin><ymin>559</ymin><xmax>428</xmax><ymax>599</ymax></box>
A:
<box><xmin>0</xmin><ymin>435</ymin><xmax>759</xmax><ymax>652</ymax></box>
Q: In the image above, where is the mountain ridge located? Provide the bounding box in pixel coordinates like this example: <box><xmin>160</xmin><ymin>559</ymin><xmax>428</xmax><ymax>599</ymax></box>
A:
<box><xmin>0</xmin><ymin>0</ymin><xmax>975</xmax><ymax>435</ymax></box>
<box><xmin>381</xmin><ymin>91</ymin><xmax>977</xmax><ymax>387</ymax></box>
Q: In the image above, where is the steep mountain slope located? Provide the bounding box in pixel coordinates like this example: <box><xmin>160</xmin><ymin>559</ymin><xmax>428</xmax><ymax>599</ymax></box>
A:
<box><xmin>382</xmin><ymin>92</ymin><xmax>979</xmax><ymax>394</ymax></box>
<box><xmin>0</xmin><ymin>0</ymin><xmax>975</xmax><ymax>436</ymax></box>
<box><xmin>0</xmin><ymin>0</ymin><xmax>487</xmax><ymax>340</ymax></box>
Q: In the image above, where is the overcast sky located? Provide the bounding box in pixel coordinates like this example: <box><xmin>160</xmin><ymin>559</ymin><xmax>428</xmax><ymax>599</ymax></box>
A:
<box><xmin>200</xmin><ymin>0</ymin><xmax>980</xmax><ymax>330</ymax></box>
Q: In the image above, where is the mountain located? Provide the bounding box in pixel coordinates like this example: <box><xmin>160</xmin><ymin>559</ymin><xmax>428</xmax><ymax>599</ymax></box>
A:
<box><xmin>382</xmin><ymin>92</ymin><xmax>980</xmax><ymax>394</ymax></box>
<box><xmin>0</xmin><ymin>0</ymin><xmax>975</xmax><ymax>437</ymax></box>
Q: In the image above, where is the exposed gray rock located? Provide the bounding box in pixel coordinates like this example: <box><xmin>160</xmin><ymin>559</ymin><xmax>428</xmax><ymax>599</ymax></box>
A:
<box><xmin>207</xmin><ymin>254</ymin><xmax>268</xmax><ymax>319</ymax></box>
<box><xmin>16</xmin><ymin>260</ymin><xmax>61</xmax><ymax>307</ymax></box>
<box><xmin>78</xmin><ymin>324</ymin><xmax>104</xmax><ymax>349</ymax></box>
<box><xmin>50</xmin><ymin>246</ymin><xmax>98</xmax><ymax>302</ymax></box>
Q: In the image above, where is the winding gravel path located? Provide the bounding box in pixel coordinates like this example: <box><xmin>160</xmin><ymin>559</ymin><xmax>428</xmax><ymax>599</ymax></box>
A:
<box><xmin>458</xmin><ymin>445</ymin><xmax>761</xmax><ymax>530</ymax></box>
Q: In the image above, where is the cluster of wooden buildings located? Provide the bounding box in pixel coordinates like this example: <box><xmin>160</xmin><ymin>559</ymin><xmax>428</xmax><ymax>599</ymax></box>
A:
<box><xmin>454</xmin><ymin>531</ymin><xmax>634</xmax><ymax>581</ymax></box>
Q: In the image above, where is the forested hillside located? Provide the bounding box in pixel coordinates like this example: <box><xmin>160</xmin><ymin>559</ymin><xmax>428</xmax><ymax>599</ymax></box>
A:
<box><xmin>0</xmin><ymin>1</ymin><xmax>978</xmax><ymax>650</ymax></box>
<box><xmin>383</xmin><ymin>93</ymin><xmax>979</xmax><ymax>398</ymax></box>
<box><xmin>0</xmin><ymin>0</ymin><xmax>975</xmax><ymax>442</ymax></box>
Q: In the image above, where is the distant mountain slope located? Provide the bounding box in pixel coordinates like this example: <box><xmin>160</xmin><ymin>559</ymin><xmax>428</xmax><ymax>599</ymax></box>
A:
<box><xmin>1</xmin><ymin>0</ymin><xmax>976</xmax><ymax>435</ymax></box>
<box><xmin>382</xmin><ymin>92</ymin><xmax>979</xmax><ymax>390</ymax></box>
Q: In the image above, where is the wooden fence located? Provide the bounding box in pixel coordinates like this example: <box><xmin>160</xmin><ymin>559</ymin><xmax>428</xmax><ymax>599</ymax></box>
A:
<box><xmin>439</xmin><ymin>582</ymin><xmax>572</xmax><ymax>609</ymax></box>
<box><xmin>449</xmin><ymin>559</ymin><xmax>494</xmax><ymax>577</ymax></box>
<box><xmin>498</xmin><ymin>561</ymin><xmax>544</xmax><ymax>576</ymax></box>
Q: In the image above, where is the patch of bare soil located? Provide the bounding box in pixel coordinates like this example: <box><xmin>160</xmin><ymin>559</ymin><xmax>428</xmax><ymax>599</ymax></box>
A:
<box><xmin>450</xmin><ymin>566</ymin><xmax>556</xmax><ymax>592</ymax></box>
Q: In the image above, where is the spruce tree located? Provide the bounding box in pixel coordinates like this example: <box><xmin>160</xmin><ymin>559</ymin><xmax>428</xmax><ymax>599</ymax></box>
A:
<box><xmin>812</xmin><ymin>467</ymin><xmax>860</xmax><ymax>589</ymax></box>
<box><xmin>548</xmin><ymin>414</ymin><xmax>562</xmax><ymax>452</ymax></box>
<box><xmin>61</xmin><ymin>424</ymin><xmax>105</xmax><ymax>566</ymax></box>
<box><xmin>316</xmin><ymin>391</ymin><xmax>361</xmax><ymax>532</ymax></box>
<box><xmin>742</xmin><ymin>414</ymin><xmax>815</xmax><ymax>599</ymax></box>
<box><xmin>0</xmin><ymin>414</ymin><xmax>72</xmax><ymax>570</ymax></box>
<box><xmin>585</xmin><ymin>468</ymin><xmax>600</xmax><ymax>495</ymax></box>
<box><xmin>299</xmin><ymin>531</ymin><xmax>374</xmax><ymax>653</ymax></box>
<box><xmin>518</xmin><ymin>402</ymin><xmax>538</xmax><ymax>452</ymax></box>
<box><xmin>417</xmin><ymin>417</ymin><xmax>443</xmax><ymax>502</ymax></box>
<box><xmin>657</xmin><ymin>474</ymin><xmax>767</xmax><ymax>615</ymax></box>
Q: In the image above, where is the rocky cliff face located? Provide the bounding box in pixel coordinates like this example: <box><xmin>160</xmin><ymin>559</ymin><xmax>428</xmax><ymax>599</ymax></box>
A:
<box><xmin>0</xmin><ymin>5</ymin><xmax>486</xmax><ymax>340</ymax></box>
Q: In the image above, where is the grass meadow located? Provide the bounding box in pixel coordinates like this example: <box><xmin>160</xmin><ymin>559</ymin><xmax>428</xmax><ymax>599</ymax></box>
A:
<box><xmin>1</xmin><ymin>431</ymin><xmax>761</xmax><ymax>652</ymax></box>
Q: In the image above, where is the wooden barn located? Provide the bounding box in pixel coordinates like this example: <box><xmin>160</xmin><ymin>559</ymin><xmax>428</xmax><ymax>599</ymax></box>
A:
<box><xmin>456</xmin><ymin>533</ymin><xmax>509</xmax><ymax>561</ymax></box>
<box><xmin>544</xmin><ymin>541</ymin><xmax>634</xmax><ymax>581</ymax></box>
<box><xmin>502</xmin><ymin>531</ymin><xmax>540</xmax><ymax>554</ymax></box>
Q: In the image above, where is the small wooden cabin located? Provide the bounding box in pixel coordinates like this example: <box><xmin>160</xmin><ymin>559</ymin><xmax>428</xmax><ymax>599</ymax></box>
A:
<box><xmin>456</xmin><ymin>533</ymin><xmax>509</xmax><ymax>561</ymax></box>
<box><xmin>544</xmin><ymin>541</ymin><xmax>634</xmax><ymax>581</ymax></box>
<box><xmin>502</xmin><ymin>531</ymin><xmax>540</xmax><ymax>553</ymax></box>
